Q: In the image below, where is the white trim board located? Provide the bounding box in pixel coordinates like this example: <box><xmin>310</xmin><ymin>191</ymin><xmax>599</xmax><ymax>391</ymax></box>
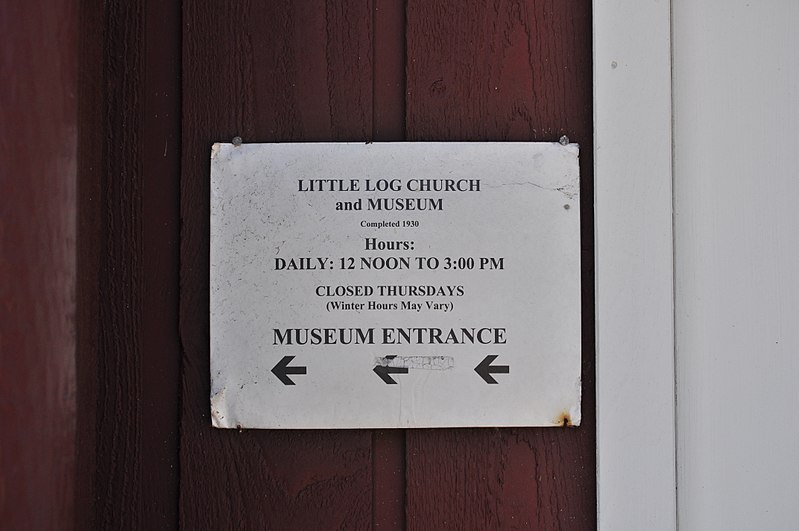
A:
<box><xmin>593</xmin><ymin>0</ymin><xmax>677</xmax><ymax>529</ymax></box>
<box><xmin>673</xmin><ymin>2</ymin><xmax>799</xmax><ymax>529</ymax></box>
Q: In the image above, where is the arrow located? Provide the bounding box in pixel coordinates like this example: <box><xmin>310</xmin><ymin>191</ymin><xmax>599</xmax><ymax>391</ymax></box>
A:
<box><xmin>373</xmin><ymin>355</ymin><xmax>409</xmax><ymax>384</ymax></box>
<box><xmin>271</xmin><ymin>356</ymin><xmax>306</xmax><ymax>385</ymax></box>
<box><xmin>474</xmin><ymin>354</ymin><xmax>510</xmax><ymax>384</ymax></box>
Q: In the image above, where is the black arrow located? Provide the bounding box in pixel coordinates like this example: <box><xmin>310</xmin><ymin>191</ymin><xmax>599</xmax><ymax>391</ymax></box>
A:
<box><xmin>271</xmin><ymin>356</ymin><xmax>306</xmax><ymax>385</ymax></box>
<box><xmin>474</xmin><ymin>354</ymin><xmax>510</xmax><ymax>384</ymax></box>
<box><xmin>373</xmin><ymin>355</ymin><xmax>409</xmax><ymax>384</ymax></box>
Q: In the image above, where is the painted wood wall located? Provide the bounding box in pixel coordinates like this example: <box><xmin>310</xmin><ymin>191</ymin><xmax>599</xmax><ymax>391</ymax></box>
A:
<box><xmin>73</xmin><ymin>0</ymin><xmax>597</xmax><ymax>528</ymax></box>
<box><xmin>10</xmin><ymin>1</ymin><xmax>799</xmax><ymax>528</ymax></box>
<box><xmin>592</xmin><ymin>0</ymin><xmax>676</xmax><ymax>528</ymax></box>
<box><xmin>674</xmin><ymin>1</ymin><xmax>799</xmax><ymax>529</ymax></box>
<box><xmin>0</xmin><ymin>1</ymin><xmax>77</xmax><ymax>528</ymax></box>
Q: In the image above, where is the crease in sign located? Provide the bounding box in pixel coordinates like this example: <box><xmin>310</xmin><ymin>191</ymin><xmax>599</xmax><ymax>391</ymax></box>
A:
<box><xmin>552</xmin><ymin>375</ymin><xmax>583</xmax><ymax>427</ymax></box>
<box><xmin>210</xmin><ymin>142</ymin><xmax>222</xmax><ymax>160</ymax></box>
<box><xmin>568</xmin><ymin>374</ymin><xmax>583</xmax><ymax>426</ymax></box>
<box><xmin>483</xmin><ymin>174</ymin><xmax>579</xmax><ymax>200</ymax></box>
<box><xmin>210</xmin><ymin>387</ymin><xmax>228</xmax><ymax>428</ymax></box>
<box><xmin>374</xmin><ymin>355</ymin><xmax>455</xmax><ymax>370</ymax></box>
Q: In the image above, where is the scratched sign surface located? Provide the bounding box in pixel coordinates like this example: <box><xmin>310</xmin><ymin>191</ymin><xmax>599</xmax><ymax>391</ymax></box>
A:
<box><xmin>210</xmin><ymin>142</ymin><xmax>581</xmax><ymax>428</ymax></box>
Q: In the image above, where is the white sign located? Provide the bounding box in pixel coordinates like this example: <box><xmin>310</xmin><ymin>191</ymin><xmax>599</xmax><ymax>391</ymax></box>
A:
<box><xmin>210</xmin><ymin>142</ymin><xmax>581</xmax><ymax>429</ymax></box>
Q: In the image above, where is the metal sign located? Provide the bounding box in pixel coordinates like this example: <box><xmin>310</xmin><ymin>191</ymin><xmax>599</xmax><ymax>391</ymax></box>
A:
<box><xmin>210</xmin><ymin>142</ymin><xmax>581</xmax><ymax>428</ymax></box>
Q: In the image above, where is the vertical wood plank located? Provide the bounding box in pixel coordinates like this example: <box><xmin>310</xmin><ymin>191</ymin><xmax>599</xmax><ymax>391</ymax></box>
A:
<box><xmin>404</xmin><ymin>1</ymin><xmax>596</xmax><ymax>528</ymax></box>
<box><xmin>75</xmin><ymin>0</ymin><xmax>104</xmax><ymax>527</ymax></box>
<box><xmin>0</xmin><ymin>0</ymin><xmax>77</xmax><ymax>528</ymax></box>
<box><xmin>94</xmin><ymin>5</ymin><xmax>148</xmax><ymax>522</ymax></box>
<box><xmin>373</xmin><ymin>0</ymin><xmax>407</xmax><ymax>140</ymax></box>
<box><xmin>594</xmin><ymin>1</ymin><xmax>675</xmax><ymax>529</ymax></box>
<box><xmin>78</xmin><ymin>0</ymin><xmax>183</xmax><ymax>528</ymax></box>
<box><xmin>140</xmin><ymin>0</ymin><xmax>183</xmax><ymax>526</ymax></box>
<box><xmin>180</xmin><ymin>1</ymin><xmax>375</xmax><ymax>528</ymax></box>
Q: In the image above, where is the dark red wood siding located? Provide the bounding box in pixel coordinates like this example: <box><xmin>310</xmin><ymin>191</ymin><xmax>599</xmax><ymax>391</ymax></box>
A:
<box><xmin>75</xmin><ymin>0</ymin><xmax>182</xmax><ymax>529</ymax></box>
<box><xmin>1</xmin><ymin>0</ymin><xmax>78</xmax><ymax>528</ymax></box>
<box><xmin>404</xmin><ymin>2</ymin><xmax>596</xmax><ymax>528</ymax></box>
<box><xmin>79</xmin><ymin>0</ymin><xmax>595</xmax><ymax>528</ymax></box>
<box><xmin>180</xmin><ymin>3</ymin><xmax>376</xmax><ymax>528</ymax></box>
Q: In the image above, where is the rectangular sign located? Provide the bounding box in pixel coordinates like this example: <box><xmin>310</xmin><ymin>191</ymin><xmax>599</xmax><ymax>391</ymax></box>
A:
<box><xmin>210</xmin><ymin>142</ymin><xmax>581</xmax><ymax>428</ymax></box>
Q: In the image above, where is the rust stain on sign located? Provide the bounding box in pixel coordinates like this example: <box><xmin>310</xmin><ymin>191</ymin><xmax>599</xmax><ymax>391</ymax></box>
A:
<box><xmin>555</xmin><ymin>411</ymin><xmax>575</xmax><ymax>427</ymax></box>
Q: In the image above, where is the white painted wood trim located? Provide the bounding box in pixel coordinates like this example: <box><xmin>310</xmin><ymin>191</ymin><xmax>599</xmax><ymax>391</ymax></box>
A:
<box><xmin>673</xmin><ymin>2</ymin><xmax>799</xmax><ymax>529</ymax></box>
<box><xmin>593</xmin><ymin>1</ymin><xmax>677</xmax><ymax>529</ymax></box>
